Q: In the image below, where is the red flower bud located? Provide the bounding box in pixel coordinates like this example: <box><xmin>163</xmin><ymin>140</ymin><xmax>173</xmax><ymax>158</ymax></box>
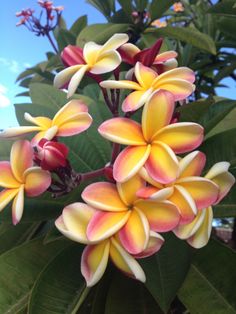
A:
<box><xmin>35</xmin><ymin>139</ymin><xmax>69</xmax><ymax>171</ymax></box>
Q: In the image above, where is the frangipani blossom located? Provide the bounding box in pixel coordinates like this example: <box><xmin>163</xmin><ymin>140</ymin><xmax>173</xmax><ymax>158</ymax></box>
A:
<box><xmin>55</xmin><ymin>200</ymin><xmax>165</xmax><ymax>286</ymax></box>
<box><xmin>0</xmin><ymin>140</ymin><xmax>51</xmax><ymax>224</ymax></box>
<box><xmin>100</xmin><ymin>62</ymin><xmax>195</xmax><ymax>112</ymax></box>
<box><xmin>99</xmin><ymin>90</ymin><xmax>204</xmax><ymax>183</ymax></box>
<box><xmin>173</xmin><ymin>2</ymin><xmax>184</xmax><ymax>12</ymax></box>
<box><xmin>138</xmin><ymin>151</ymin><xmax>219</xmax><ymax>225</ymax></box>
<box><xmin>174</xmin><ymin>161</ymin><xmax>235</xmax><ymax>248</ymax></box>
<box><xmin>0</xmin><ymin>100</ymin><xmax>92</xmax><ymax>145</ymax></box>
<box><xmin>81</xmin><ymin>175</ymin><xmax>179</xmax><ymax>255</ymax></box>
<box><xmin>54</xmin><ymin>33</ymin><xmax>129</xmax><ymax>98</ymax></box>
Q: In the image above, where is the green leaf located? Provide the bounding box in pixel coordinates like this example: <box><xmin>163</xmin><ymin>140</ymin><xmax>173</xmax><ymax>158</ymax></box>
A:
<box><xmin>179</xmin><ymin>240</ymin><xmax>236</xmax><ymax>313</ymax></box>
<box><xmin>149</xmin><ymin>0</ymin><xmax>175</xmax><ymax>20</ymax></box>
<box><xmin>28</xmin><ymin>244</ymin><xmax>89</xmax><ymax>314</ymax></box>
<box><xmin>217</xmin><ymin>17</ymin><xmax>236</xmax><ymax>39</ymax></box>
<box><xmin>70</xmin><ymin>15</ymin><xmax>88</xmax><ymax>37</ymax></box>
<box><xmin>117</xmin><ymin>0</ymin><xmax>133</xmax><ymax>17</ymax></box>
<box><xmin>214</xmin><ymin>62</ymin><xmax>236</xmax><ymax>83</ymax></box>
<box><xmin>140</xmin><ymin>233</ymin><xmax>191</xmax><ymax>313</ymax></box>
<box><xmin>76</xmin><ymin>23</ymin><xmax>130</xmax><ymax>47</ymax></box>
<box><xmin>105</xmin><ymin>272</ymin><xmax>163</xmax><ymax>314</ymax></box>
<box><xmin>145</xmin><ymin>26</ymin><xmax>216</xmax><ymax>54</ymax></box>
<box><xmin>86</xmin><ymin>0</ymin><xmax>115</xmax><ymax>19</ymax></box>
<box><xmin>0</xmin><ymin>238</ymin><xmax>68</xmax><ymax>313</ymax></box>
<box><xmin>208</xmin><ymin>0</ymin><xmax>236</xmax><ymax>17</ymax></box>
<box><xmin>56</xmin><ymin>29</ymin><xmax>76</xmax><ymax>52</ymax></box>
<box><xmin>200</xmin><ymin>128</ymin><xmax>236</xmax><ymax>169</ymax></box>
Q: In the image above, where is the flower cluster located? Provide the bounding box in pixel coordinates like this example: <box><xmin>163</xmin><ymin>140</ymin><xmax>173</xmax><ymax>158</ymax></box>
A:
<box><xmin>0</xmin><ymin>33</ymin><xmax>234</xmax><ymax>287</ymax></box>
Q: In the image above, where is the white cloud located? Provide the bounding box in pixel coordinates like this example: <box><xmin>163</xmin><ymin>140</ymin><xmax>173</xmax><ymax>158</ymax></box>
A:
<box><xmin>0</xmin><ymin>57</ymin><xmax>21</xmax><ymax>74</ymax></box>
<box><xmin>0</xmin><ymin>84</ymin><xmax>11</xmax><ymax>108</ymax></box>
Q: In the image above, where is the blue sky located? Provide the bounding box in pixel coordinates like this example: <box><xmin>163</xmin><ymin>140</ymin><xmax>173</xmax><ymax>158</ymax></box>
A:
<box><xmin>0</xmin><ymin>1</ymin><xmax>235</xmax><ymax>129</ymax></box>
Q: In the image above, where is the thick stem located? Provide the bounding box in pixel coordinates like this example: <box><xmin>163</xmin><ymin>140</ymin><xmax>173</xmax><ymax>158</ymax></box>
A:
<box><xmin>46</xmin><ymin>32</ymin><xmax>58</xmax><ymax>53</ymax></box>
<box><xmin>80</xmin><ymin>167</ymin><xmax>106</xmax><ymax>182</ymax></box>
<box><xmin>111</xmin><ymin>143</ymin><xmax>120</xmax><ymax>164</ymax></box>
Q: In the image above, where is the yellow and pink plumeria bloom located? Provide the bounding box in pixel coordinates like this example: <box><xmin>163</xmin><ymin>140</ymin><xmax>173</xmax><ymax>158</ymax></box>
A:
<box><xmin>0</xmin><ymin>140</ymin><xmax>51</xmax><ymax>224</ymax></box>
<box><xmin>99</xmin><ymin>90</ymin><xmax>203</xmax><ymax>183</ymax></box>
<box><xmin>0</xmin><ymin>99</ymin><xmax>92</xmax><ymax>145</ymax></box>
<box><xmin>54</xmin><ymin>33</ymin><xmax>129</xmax><ymax>97</ymax></box>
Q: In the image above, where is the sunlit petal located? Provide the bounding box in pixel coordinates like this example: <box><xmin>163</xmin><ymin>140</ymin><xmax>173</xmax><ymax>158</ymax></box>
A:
<box><xmin>179</xmin><ymin>151</ymin><xmax>206</xmax><ymax>178</ymax></box>
<box><xmin>0</xmin><ymin>161</ymin><xmax>20</xmax><ymax>188</ymax></box>
<box><xmin>54</xmin><ymin>65</ymin><xmax>82</xmax><ymax>89</ymax></box>
<box><xmin>83</xmin><ymin>42</ymin><xmax>101</xmax><ymax>64</ymax></box>
<box><xmin>134</xmin><ymin>231</ymin><xmax>164</xmax><ymax>258</ymax></box>
<box><xmin>177</xmin><ymin>177</ymin><xmax>219</xmax><ymax>209</ymax></box>
<box><xmin>10</xmin><ymin>140</ymin><xmax>33</xmax><ymax>182</ymax></box>
<box><xmin>24</xmin><ymin>167</ymin><xmax>51</xmax><ymax>197</ymax></box>
<box><xmin>100</xmin><ymin>80</ymin><xmax>142</xmax><ymax>90</ymax></box>
<box><xmin>114</xmin><ymin>145</ymin><xmax>151</xmax><ymax>183</ymax></box>
<box><xmin>154</xmin><ymin>79</ymin><xmax>195</xmax><ymax>101</ymax></box>
<box><xmin>24</xmin><ymin>113</ymin><xmax>52</xmax><ymax>128</ymax></box>
<box><xmin>169</xmin><ymin>185</ymin><xmax>197</xmax><ymax>224</ymax></box>
<box><xmin>67</xmin><ymin>65</ymin><xmax>89</xmax><ymax>98</ymax></box>
<box><xmin>153</xmin><ymin>123</ymin><xmax>204</xmax><ymax>153</ymax></box>
<box><xmin>100</xmin><ymin>33</ymin><xmax>129</xmax><ymax>53</ymax></box>
<box><xmin>56</xmin><ymin>113</ymin><xmax>92</xmax><ymax>136</ymax></box>
<box><xmin>134</xmin><ymin>62</ymin><xmax>157</xmax><ymax>88</ymax></box>
<box><xmin>117</xmin><ymin>174</ymin><xmax>145</xmax><ymax>206</ymax></box>
<box><xmin>142</xmin><ymin>90</ymin><xmax>175</xmax><ymax>142</ymax></box>
<box><xmin>81</xmin><ymin>241</ymin><xmax>110</xmax><ymax>287</ymax></box>
<box><xmin>154</xmin><ymin>67</ymin><xmax>195</xmax><ymax>84</ymax></box>
<box><xmin>122</xmin><ymin>89</ymin><xmax>153</xmax><ymax>112</ymax></box>
<box><xmin>12</xmin><ymin>185</ymin><xmax>24</xmax><ymax>225</ymax></box>
<box><xmin>110</xmin><ymin>237</ymin><xmax>146</xmax><ymax>282</ymax></box>
<box><xmin>87</xmin><ymin>211</ymin><xmax>130</xmax><ymax>242</ymax></box>
<box><xmin>154</xmin><ymin>51</ymin><xmax>178</xmax><ymax>63</ymax></box>
<box><xmin>98</xmin><ymin>117</ymin><xmax>145</xmax><ymax>145</ymax></box>
<box><xmin>0</xmin><ymin>126</ymin><xmax>41</xmax><ymax>139</ymax></box>
<box><xmin>91</xmin><ymin>51</ymin><xmax>121</xmax><ymax>74</ymax></box>
<box><xmin>0</xmin><ymin>188</ymin><xmax>19</xmax><ymax>212</ymax></box>
<box><xmin>146</xmin><ymin>142</ymin><xmax>179</xmax><ymax>184</ymax></box>
<box><xmin>82</xmin><ymin>182</ymin><xmax>127</xmax><ymax>211</ymax></box>
<box><xmin>135</xmin><ymin>200</ymin><xmax>180</xmax><ymax>232</ymax></box>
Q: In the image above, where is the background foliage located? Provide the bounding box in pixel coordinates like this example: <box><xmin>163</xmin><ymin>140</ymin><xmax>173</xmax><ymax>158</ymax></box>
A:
<box><xmin>0</xmin><ymin>0</ymin><xmax>236</xmax><ymax>313</ymax></box>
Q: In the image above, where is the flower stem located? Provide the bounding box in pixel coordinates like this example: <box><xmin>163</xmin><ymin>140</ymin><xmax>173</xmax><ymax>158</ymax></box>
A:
<box><xmin>46</xmin><ymin>32</ymin><xmax>58</xmax><ymax>53</ymax></box>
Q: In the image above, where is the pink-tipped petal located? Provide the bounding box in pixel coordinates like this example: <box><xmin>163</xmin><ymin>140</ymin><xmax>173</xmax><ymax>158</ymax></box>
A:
<box><xmin>98</xmin><ymin>117</ymin><xmax>145</xmax><ymax>145</ymax></box>
<box><xmin>205</xmin><ymin>162</ymin><xmax>235</xmax><ymax>203</ymax></box>
<box><xmin>139</xmin><ymin>167</ymin><xmax>163</xmax><ymax>189</ymax></box>
<box><xmin>87</xmin><ymin>211</ymin><xmax>130</xmax><ymax>242</ymax></box>
<box><xmin>81</xmin><ymin>241</ymin><xmax>110</xmax><ymax>287</ymax></box>
<box><xmin>54</xmin><ymin>65</ymin><xmax>82</xmax><ymax>89</ymax></box>
<box><xmin>154</xmin><ymin>51</ymin><xmax>178</xmax><ymax>63</ymax></box>
<box><xmin>154</xmin><ymin>79</ymin><xmax>195</xmax><ymax>101</ymax></box>
<box><xmin>177</xmin><ymin>177</ymin><xmax>219</xmax><ymax>209</ymax></box>
<box><xmin>169</xmin><ymin>185</ymin><xmax>197</xmax><ymax>225</ymax></box>
<box><xmin>135</xmin><ymin>200</ymin><xmax>180</xmax><ymax>232</ymax></box>
<box><xmin>24</xmin><ymin>167</ymin><xmax>51</xmax><ymax>197</ymax></box>
<box><xmin>10</xmin><ymin>140</ymin><xmax>33</xmax><ymax>182</ymax></box>
<box><xmin>154</xmin><ymin>67</ymin><xmax>195</xmax><ymax>85</ymax></box>
<box><xmin>117</xmin><ymin>174</ymin><xmax>145</xmax><ymax>206</ymax></box>
<box><xmin>142</xmin><ymin>90</ymin><xmax>175</xmax><ymax>142</ymax></box>
<box><xmin>82</xmin><ymin>182</ymin><xmax>127</xmax><ymax>211</ymax></box>
<box><xmin>119</xmin><ymin>43</ymin><xmax>140</xmax><ymax>64</ymax></box>
<box><xmin>100</xmin><ymin>80</ymin><xmax>142</xmax><ymax>90</ymax></box>
<box><xmin>0</xmin><ymin>188</ymin><xmax>19</xmax><ymax>212</ymax></box>
<box><xmin>134</xmin><ymin>62</ymin><xmax>157</xmax><ymax>88</ymax></box>
<box><xmin>56</xmin><ymin>113</ymin><xmax>92</xmax><ymax>137</ymax></box>
<box><xmin>12</xmin><ymin>185</ymin><xmax>24</xmax><ymax>225</ymax></box>
<box><xmin>122</xmin><ymin>89</ymin><xmax>153</xmax><ymax>112</ymax></box>
<box><xmin>0</xmin><ymin>161</ymin><xmax>20</xmax><ymax>188</ymax></box>
<box><xmin>179</xmin><ymin>151</ymin><xmax>206</xmax><ymax>178</ymax></box>
<box><xmin>110</xmin><ymin>237</ymin><xmax>146</xmax><ymax>282</ymax></box>
<box><xmin>137</xmin><ymin>186</ymin><xmax>174</xmax><ymax>201</ymax></box>
<box><xmin>146</xmin><ymin>142</ymin><xmax>179</xmax><ymax>184</ymax></box>
<box><xmin>134</xmin><ymin>231</ymin><xmax>164</xmax><ymax>258</ymax></box>
<box><xmin>153</xmin><ymin>123</ymin><xmax>204</xmax><ymax>154</ymax></box>
<box><xmin>59</xmin><ymin>202</ymin><xmax>96</xmax><ymax>244</ymax></box>
<box><xmin>114</xmin><ymin>145</ymin><xmax>151</xmax><ymax>183</ymax></box>
<box><xmin>119</xmin><ymin>208</ymin><xmax>149</xmax><ymax>254</ymax></box>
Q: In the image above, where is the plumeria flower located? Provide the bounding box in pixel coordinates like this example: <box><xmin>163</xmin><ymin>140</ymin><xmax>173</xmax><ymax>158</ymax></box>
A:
<box><xmin>99</xmin><ymin>90</ymin><xmax>203</xmax><ymax>183</ymax></box>
<box><xmin>0</xmin><ymin>140</ymin><xmax>51</xmax><ymax>224</ymax></box>
<box><xmin>100</xmin><ymin>61</ymin><xmax>195</xmax><ymax>112</ymax></box>
<box><xmin>174</xmin><ymin>162</ymin><xmax>235</xmax><ymax>248</ymax></box>
<box><xmin>54</xmin><ymin>33</ymin><xmax>129</xmax><ymax>98</ymax></box>
<box><xmin>81</xmin><ymin>174</ymin><xmax>179</xmax><ymax>255</ymax></box>
<box><xmin>151</xmin><ymin>19</ymin><xmax>168</xmax><ymax>28</ymax></box>
<box><xmin>137</xmin><ymin>151</ymin><xmax>219</xmax><ymax>225</ymax></box>
<box><xmin>173</xmin><ymin>2</ymin><xmax>184</xmax><ymax>12</ymax></box>
<box><xmin>119</xmin><ymin>39</ymin><xmax>178</xmax><ymax>78</ymax></box>
<box><xmin>0</xmin><ymin>100</ymin><xmax>92</xmax><ymax>145</ymax></box>
<box><xmin>55</xmin><ymin>202</ymin><xmax>165</xmax><ymax>286</ymax></box>
<box><xmin>35</xmin><ymin>139</ymin><xmax>69</xmax><ymax>170</ymax></box>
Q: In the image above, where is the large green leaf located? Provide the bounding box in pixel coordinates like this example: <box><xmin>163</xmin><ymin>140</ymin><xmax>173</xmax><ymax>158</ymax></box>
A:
<box><xmin>55</xmin><ymin>29</ymin><xmax>76</xmax><ymax>52</ymax></box>
<box><xmin>144</xmin><ymin>26</ymin><xmax>216</xmax><ymax>54</ymax></box>
<box><xmin>208</xmin><ymin>0</ymin><xmax>236</xmax><ymax>17</ymax></box>
<box><xmin>217</xmin><ymin>17</ymin><xmax>236</xmax><ymax>40</ymax></box>
<box><xmin>179</xmin><ymin>239</ymin><xmax>236</xmax><ymax>313</ymax></box>
<box><xmin>28</xmin><ymin>244</ymin><xmax>89</xmax><ymax>314</ymax></box>
<box><xmin>86</xmin><ymin>0</ymin><xmax>115</xmax><ymax>19</ymax></box>
<box><xmin>0</xmin><ymin>238</ymin><xmax>68</xmax><ymax>313</ymax></box>
<box><xmin>76</xmin><ymin>23</ymin><xmax>130</xmax><ymax>47</ymax></box>
<box><xmin>70</xmin><ymin>15</ymin><xmax>88</xmax><ymax>37</ymax></box>
<box><xmin>149</xmin><ymin>0</ymin><xmax>175</xmax><ymax>20</ymax></box>
<box><xmin>105</xmin><ymin>272</ymin><xmax>163</xmax><ymax>314</ymax></box>
<box><xmin>140</xmin><ymin>233</ymin><xmax>191</xmax><ymax>313</ymax></box>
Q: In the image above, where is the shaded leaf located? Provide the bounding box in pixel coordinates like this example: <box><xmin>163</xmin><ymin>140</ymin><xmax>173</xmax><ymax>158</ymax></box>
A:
<box><xmin>70</xmin><ymin>15</ymin><xmax>88</xmax><ymax>37</ymax></box>
<box><xmin>149</xmin><ymin>0</ymin><xmax>175</xmax><ymax>20</ymax></box>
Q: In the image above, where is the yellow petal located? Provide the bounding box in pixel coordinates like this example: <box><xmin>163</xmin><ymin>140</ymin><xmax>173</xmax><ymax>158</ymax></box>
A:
<box><xmin>91</xmin><ymin>50</ymin><xmax>121</xmax><ymax>74</ymax></box>
<box><xmin>0</xmin><ymin>126</ymin><xmax>41</xmax><ymax>139</ymax></box>
<box><xmin>100</xmin><ymin>33</ymin><xmax>129</xmax><ymax>53</ymax></box>
<box><xmin>117</xmin><ymin>174</ymin><xmax>145</xmax><ymax>206</ymax></box>
<box><xmin>24</xmin><ymin>113</ymin><xmax>52</xmax><ymax>129</ymax></box>
<box><xmin>83</xmin><ymin>41</ymin><xmax>101</xmax><ymax>65</ymax></box>
<box><xmin>0</xmin><ymin>162</ymin><xmax>20</xmax><ymax>188</ymax></box>
<box><xmin>179</xmin><ymin>151</ymin><xmax>206</xmax><ymax>178</ymax></box>
<box><xmin>24</xmin><ymin>167</ymin><xmax>51</xmax><ymax>197</ymax></box>
<box><xmin>54</xmin><ymin>65</ymin><xmax>82</xmax><ymax>89</ymax></box>
<box><xmin>134</xmin><ymin>62</ymin><xmax>157</xmax><ymax>88</ymax></box>
<box><xmin>0</xmin><ymin>188</ymin><xmax>19</xmax><ymax>212</ymax></box>
<box><xmin>100</xmin><ymin>80</ymin><xmax>142</xmax><ymax>90</ymax></box>
<box><xmin>67</xmin><ymin>65</ymin><xmax>89</xmax><ymax>98</ymax></box>
<box><xmin>122</xmin><ymin>89</ymin><xmax>153</xmax><ymax>112</ymax></box>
